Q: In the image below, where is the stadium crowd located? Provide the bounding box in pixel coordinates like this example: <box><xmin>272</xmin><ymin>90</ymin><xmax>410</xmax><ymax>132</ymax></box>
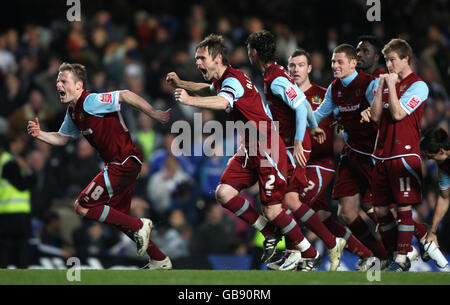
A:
<box><xmin>0</xmin><ymin>0</ymin><xmax>449</xmax><ymax>269</ymax></box>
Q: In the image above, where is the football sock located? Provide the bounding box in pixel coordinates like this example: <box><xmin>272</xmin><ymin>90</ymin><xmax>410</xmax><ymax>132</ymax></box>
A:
<box><xmin>272</xmin><ymin>211</ymin><xmax>306</xmax><ymax>247</ymax></box>
<box><xmin>293</xmin><ymin>204</ymin><xmax>336</xmax><ymax>249</ymax></box>
<box><xmin>224</xmin><ymin>195</ymin><xmax>273</xmax><ymax>236</ymax></box>
<box><xmin>285</xmin><ymin>236</ymin><xmax>317</xmax><ymax>259</ymax></box>
<box><xmin>397</xmin><ymin>209</ymin><xmax>414</xmax><ymax>255</ymax></box>
<box><xmin>414</xmin><ymin>220</ymin><xmax>427</xmax><ymax>241</ymax></box>
<box><xmin>348</xmin><ymin>215</ymin><xmax>388</xmax><ymax>259</ymax></box>
<box><xmin>116</xmin><ymin>225</ymin><xmax>167</xmax><ymax>260</ymax></box>
<box><xmin>147</xmin><ymin>239</ymin><xmax>167</xmax><ymax>261</ymax></box>
<box><xmin>323</xmin><ymin>217</ymin><xmax>372</xmax><ymax>259</ymax></box>
<box><xmin>378</xmin><ymin>212</ymin><xmax>398</xmax><ymax>254</ymax></box>
<box><xmin>224</xmin><ymin>195</ymin><xmax>259</xmax><ymax>224</ymax></box>
<box><xmin>85</xmin><ymin>205</ymin><xmax>143</xmax><ymax>232</ymax></box>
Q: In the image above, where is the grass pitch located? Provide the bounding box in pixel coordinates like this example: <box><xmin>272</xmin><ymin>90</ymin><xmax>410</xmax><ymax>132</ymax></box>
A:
<box><xmin>0</xmin><ymin>269</ymin><xmax>449</xmax><ymax>285</ymax></box>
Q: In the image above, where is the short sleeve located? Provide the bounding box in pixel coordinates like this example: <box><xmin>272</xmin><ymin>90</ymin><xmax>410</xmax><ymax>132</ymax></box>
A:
<box><xmin>83</xmin><ymin>91</ymin><xmax>121</xmax><ymax>117</ymax></box>
<box><xmin>58</xmin><ymin>110</ymin><xmax>80</xmax><ymax>137</ymax></box>
<box><xmin>217</xmin><ymin>77</ymin><xmax>245</xmax><ymax>109</ymax></box>
<box><xmin>399</xmin><ymin>81</ymin><xmax>429</xmax><ymax>115</ymax></box>
<box><xmin>270</xmin><ymin>76</ymin><xmax>306</xmax><ymax>110</ymax></box>
<box><xmin>365</xmin><ymin>78</ymin><xmax>379</xmax><ymax>105</ymax></box>
<box><xmin>314</xmin><ymin>84</ymin><xmax>337</xmax><ymax>123</ymax></box>
<box><xmin>438</xmin><ymin>169</ymin><xmax>450</xmax><ymax>191</ymax></box>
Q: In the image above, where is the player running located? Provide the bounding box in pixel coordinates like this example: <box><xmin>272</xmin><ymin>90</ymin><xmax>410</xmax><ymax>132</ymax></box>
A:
<box><xmin>167</xmin><ymin>34</ymin><xmax>316</xmax><ymax>267</ymax></box>
<box><xmin>246</xmin><ymin>31</ymin><xmax>346</xmax><ymax>271</ymax></box>
<box><xmin>284</xmin><ymin>48</ymin><xmax>376</xmax><ymax>271</ymax></box>
<box><xmin>313</xmin><ymin>44</ymin><xmax>389</xmax><ymax>264</ymax></box>
<box><xmin>27</xmin><ymin>62</ymin><xmax>173</xmax><ymax>270</ymax></box>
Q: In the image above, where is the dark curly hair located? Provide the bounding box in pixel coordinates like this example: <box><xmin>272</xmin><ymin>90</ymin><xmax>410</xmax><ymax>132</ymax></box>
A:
<box><xmin>246</xmin><ymin>30</ymin><xmax>276</xmax><ymax>63</ymax></box>
<box><xmin>420</xmin><ymin>127</ymin><xmax>450</xmax><ymax>154</ymax></box>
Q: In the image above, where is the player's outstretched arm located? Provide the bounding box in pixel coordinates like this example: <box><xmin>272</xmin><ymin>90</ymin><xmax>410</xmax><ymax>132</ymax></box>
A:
<box><xmin>27</xmin><ymin>117</ymin><xmax>70</xmax><ymax>146</ymax></box>
<box><xmin>166</xmin><ymin>72</ymin><xmax>213</xmax><ymax>96</ymax></box>
<box><xmin>119</xmin><ymin>90</ymin><xmax>171</xmax><ymax>124</ymax></box>
<box><xmin>427</xmin><ymin>188</ymin><xmax>449</xmax><ymax>246</ymax></box>
<box><xmin>174</xmin><ymin>88</ymin><xmax>229</xmax><ymax>110</ymax></box>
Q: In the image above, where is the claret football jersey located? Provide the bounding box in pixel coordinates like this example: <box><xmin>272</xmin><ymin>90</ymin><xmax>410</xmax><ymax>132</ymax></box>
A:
<box><xmin>58</xmin><ymin>90</ymin><xmax>142</xmax><ymax>164</ymax></box>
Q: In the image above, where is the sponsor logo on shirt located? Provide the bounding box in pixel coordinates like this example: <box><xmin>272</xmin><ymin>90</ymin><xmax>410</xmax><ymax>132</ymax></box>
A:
<box><xmin>286</xmin><ymin>86</ymin><xmax>298</xmax><ymax>101</ymax></box>
<box><xmin>338</xmin><ymin>103</ymin><xmax>360</xmax><ymax>112</ymax></box>
<box><xmin>406</xmin><ymin>95</ymin><xmax>421</xmax><ymax>109</ymax></box>
<box><xmin>99</xmin><ymin>93</ymin><xmax>113</xmax><ymax>104</ymax></box>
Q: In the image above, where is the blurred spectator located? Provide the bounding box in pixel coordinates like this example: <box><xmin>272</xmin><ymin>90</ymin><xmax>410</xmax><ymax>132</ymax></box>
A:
<box><xmin>190</xmin><ymin>203</ymin><xmax>237</xmax><ymax>256</ymax></box>
<box><xmin>26</xmin><ymin>148</ymin><xmax>52</xmax><ymax>218</ymax></box>
<box><xmin>198</xmin><ymin>142</ymin><xmax>229</xmax><ymax>206</ymax></box>
<box><xmin>136</xmin><ymin>112</ymin><xmax>162</xmax><ymax>161</ymax></box>
<box><xmin>121</xmin><ymin>62</ymin><xmax>149</xmax><ymax>134</ymax></box>
<box><xmin>0</xmin><ymin>31</ymin><xmax>17</xmax><ymax>73</ymax></box>
<box><xmin>310</xmin><ymin>50</ymin><xmax>334</xmax><ymax>87</ymax></box>
<box><xmin>65</xmin><ymin>138</ymin><xmax>102</xmax><ymax>198</ymax></box>
<box><xmin>152</xmin><ymin>208</ymin><xmax>192</xmax><ymax>260</ymax></box>
<box><xmin>37</xmin><ymin>211</ymin><xmax>72</xmax><ymax>258</ymax></box>
<box><xmin>0</xmin><ymin>73</ymin><xmax>29</xmax><ymax>117</ymax></box>
<box><xmin>420</xmin><ymin>25</ymin><xmax>449</xmax><ymax>87</ymax></box>
<box><xmin>0</xmin><ymin>134</ymin><xmax>35</xmax><ymax>268</ymax></box>
<box><xmin>7</xmin><ymin>87</ymin><xmax>54</xmax><ymax>136</ymax></box>
<box><xmin>273</xmin><ymin>23</ymin><xmax>297</xmax><ymax>66</ymax></box>
<box><xmin>72</xmin><ymin>220</ymin><xmax>120</xmax><ymax>261</ymax></box>
<box><xmin>147</xmin><ymin>155</ymin><xmax>190</xmax><ymax>218</ymax></box>
<box><xmin>34</xmin><ymin>54</ymin><xmax>65</xmax><ymax>119</ymax></box>
<box><xmin>148</xmin><ymin>133</ymin><xmax>196</xmax><ymax>177</ymax></box>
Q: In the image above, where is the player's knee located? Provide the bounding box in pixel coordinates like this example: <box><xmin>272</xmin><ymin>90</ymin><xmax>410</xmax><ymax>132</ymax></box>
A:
<box><xmin>215</xmin><ymin>185</ymin><xmax>226</xmax><ymax>205</ymax></box>
<box><xmin>317</xmin><ymin>210</ymin><xmax>332</xmax><ymax>221</ymax></box>
<box><xmin>283</xmin><ymin>192</ymin><xmax>301</xmax><ymax>211</ymax></box>
<box><xmin>262</xmin><ymin>204</ymin><xmax>283</xmax><ymax>221</ymax></box>
<box><xmin>73</xmin><ymin>199</ymin><xmax>88</xmax><ymax>217</ymax></box>
<box><xmin>215</xmin><ymin>184</ymin><xmax>237</xmax><ymax>206</ymax></box>
<box><xmin>337</xmin><ymin>206</ymin><xmax>358</xmax><ymax>224</ymax></box>
<box><xmin>374</xmin><ymin>206</ymin><xmax>389</xmax><ymax>218</ymax></box>
<box><xmin>338</xmin><ymin>195</ymin><xmax>360</xmax><ymax>224</ymax></box>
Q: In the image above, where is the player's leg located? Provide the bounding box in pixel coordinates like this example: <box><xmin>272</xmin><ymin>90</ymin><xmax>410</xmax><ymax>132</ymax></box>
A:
<box><xmin>334</xmin><ymin>154</ymin><xmax>388</xmax><ymax>261</ymax></box>
<box><xmin>262</xmin><ymin>203</ymin><xmax>314</xmax><ymax>264</ymax></box>
<box><xmin>257</xmin><ymin>147</ymin><xmax>319</xmax><ymax>267</ymax></box>
<box><xmin>289</xmin><ymin>166</ymin><xmax>339</xmax><ymax>251</ymax></box>
<box><xmin>217</xmin><ymin>153</ymin><xmax>268</xmax><ymax>223</ymax></box>
<box><xmin>117</xmin><ymin>225</ymin><xmax>172</xmax><ymax>270</ymax></box>
<box><xmin>267</xmin><ymin>206</ymin><xmax>320</xmax><ymax>271</ymax></box>
<box><xmin>385</xmin><ymin>157</ymin><xmax>423</xmax><ymax>271</ymax></box>
<box><xmin>74</xmin><ymin>161</ymin><xmax>152</xmax><ymax>256</ymax></box>
<box><xmin>285</xmin><ymin>191</ymin><xmax>338</xmax><ymax>250</ymax></box>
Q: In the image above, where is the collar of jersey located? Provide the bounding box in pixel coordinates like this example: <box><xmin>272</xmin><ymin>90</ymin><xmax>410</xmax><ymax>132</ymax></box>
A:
<box><xmin>340</xmin><ymin>71</ymin><xmax>358</xmax><ymax>87</ymax></box>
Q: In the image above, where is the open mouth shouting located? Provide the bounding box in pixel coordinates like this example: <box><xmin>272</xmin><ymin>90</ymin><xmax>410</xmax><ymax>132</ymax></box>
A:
<box><xmin>58</xmin><ymin>89</ymin><xmax>66</xmax><ymax>101</ymax></box>
<box><xmin>199</xmin><ymin>67</ymin><xmax>208</xmax><ymax>78</ymax></box>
